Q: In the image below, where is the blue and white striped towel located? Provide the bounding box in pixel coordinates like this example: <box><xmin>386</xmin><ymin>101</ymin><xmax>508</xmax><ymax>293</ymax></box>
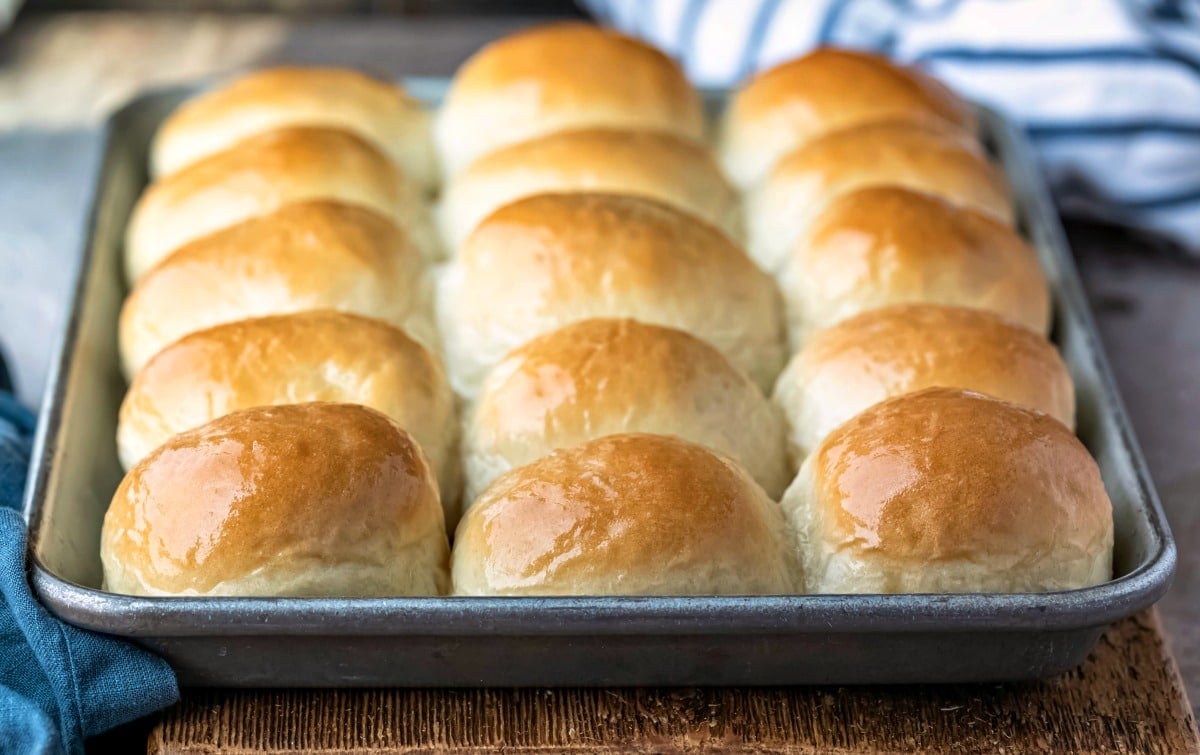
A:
<box><xmin>581</xmin><ymin>0</ymin><xmax>1200</xmax><ymax>253</ymax></box>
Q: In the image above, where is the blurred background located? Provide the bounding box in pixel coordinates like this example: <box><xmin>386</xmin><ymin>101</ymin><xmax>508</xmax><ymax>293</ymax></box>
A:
<box><xmin>6</xmin><ymin>0</ymin><xmax>571</xmax><ymax>10</ymax></box>
<box><xmin>0</xmin><ymin>0</ymin><xmax>579</xmax><ymax>20</ymax></box>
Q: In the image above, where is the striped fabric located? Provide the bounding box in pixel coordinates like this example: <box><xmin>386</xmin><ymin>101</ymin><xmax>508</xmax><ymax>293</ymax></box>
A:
<box><xmin>581</xmin><ymin>0</ymin><xmax>1200</xmax><ymax>253</ymax></box>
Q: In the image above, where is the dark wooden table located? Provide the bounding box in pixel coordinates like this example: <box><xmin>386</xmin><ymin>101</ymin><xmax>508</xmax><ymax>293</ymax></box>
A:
<box><xmin>3</xmin><ymin>13</ymin><xmax>1199</xmax><ymax>753</ymax></box>
<box><xmin>146</xmin><ymin>612</ymin><xmax>1197</xmax><ymax>753</ymax></box>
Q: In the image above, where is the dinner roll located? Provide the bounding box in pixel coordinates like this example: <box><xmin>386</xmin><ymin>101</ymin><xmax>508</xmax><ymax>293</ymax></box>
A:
<box><xmin>746</xmin><ymin>121</ymin><xmax>1011</xmax><ymax>273</ymax></box>
<box><xmin>435</xmin><ymin>22</ymin><xmax>703</xmax><ymax>177</ymax></box>
<box><xmin>120</xmin><ymin>201</ymin><xmax>434</xmax><ymax>377</ymax></box>
<box><xmin>117</xmin><ymin>311</ymin><xmax>461</xmax><ymax>524</ymax></box>
<box><xmin>465</xmin><ymin>318</ymin><xmax>789</xmax><ymax>504</ymax></box>
<box><xmin>721</xmin><ymin>48</ymin><xmax>977</xmax><ymax>188</ymax></box>
<box><xmin>126</xmin><ymin>126</ymin><xmax>438</xmax><ymax>282</ymax></box>
<box><xmin>438</xmin><ymin>128</ymin><xmax>740</xmax><ymax>251</ymax></box>
<box><xmin>438</xmin><ymin>193</ymin><xmax>784</xmax><ymax>397</ymax></box>
<box><xmin>151</xmin><ymin>67</ymin><xmax>437</xmax><ymax>190</ymax></box>
<box><xmin>779</xmin><ymin>187</ymin><xmax>1049</xmax><ymax>349</ymax></box>
<box><xmin>452</xmin><ymin>433</ymin><xmax>797</xmax><ymax>596</ymax></box>
<box><xmin>102</xmin><ymin>403</ymin><xmax>450</xmax><ymax>597</ymax></box>
<box><xmin>773</xmin><ymin>305</ymin><xmax>1075</xmax><ymax>463</ymax></box>
<box><xmin>782</xmin><ymin>388</ymin><xmax>1113</xmax><ymax>594</ymax></box>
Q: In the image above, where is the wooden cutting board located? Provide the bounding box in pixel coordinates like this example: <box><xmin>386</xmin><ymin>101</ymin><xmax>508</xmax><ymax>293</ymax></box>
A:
<box><xmin>149</xmin><ymin>610</ymin><xmax>1198</xmax><ymax>754</ymax></box>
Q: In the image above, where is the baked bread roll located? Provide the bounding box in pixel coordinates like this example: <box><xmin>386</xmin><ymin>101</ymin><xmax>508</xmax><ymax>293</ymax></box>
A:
<box><xmin>465</xmin><ymin>318</ymin><xmax>789</xmax><ymax>504</ymax></box>
<box><xmin>102</xmin><ymin>402</ymin><xmax>450</xmax><ymax>597</ymax></box>
<box><xmin>746</xmin><ymin>121</ymin><xmax>1011</xmax><ymax>273</ymax></box>
<box><xmin>437</xmin><ymin>128</ymin><xmax>740</xmax><ymax>251</ymax></box>
<box><xmin>438</xmin><ymin>193</ymin><xmax>783</xmax><ymax>397</ymax></box>
<box><xmin>151</xmin><ymin>66</ymin><xmax>437</xmax><ymax>191</ymax></box>
<box><xmin>779</xmin><ymin>187</ymin><xmax>1049</xmax><ymax>348</ymax></box>
<box><xmin>721</xmin><ymin>48</ymin><xmax>977</xmax><ymax>189</ymax></box>
<box><xmin>126</xmin><ymin>126</ymin><xmax>438</xmax><ymax>282</ymax></box>
<box><xmin>772</xmin><ymin>304</ymin><xmax>1075</xmax><ymax>463</ymax></box>
<box><xmin>435</xmin><ymin>22</ymin><xmax>704</xmax><ymax>177</ymax></box>
<box><xmin>119</xmin><ymin>200</ymin><xmax>434</xmax><ymax>377</ymax></box>
<box><xmin>782</xmin><ymin>388</ymin><xmax>1113</xmax><ymax>594</ymax></box>
<box><xmin>452</xmin><ymin>433</ymin><xmax>797</xmax><ymax>596</ymax></box>
<box><xmin>117</xmin><ymin>311</ymin><xmax>461</xmax><ymax>524</ymax></box>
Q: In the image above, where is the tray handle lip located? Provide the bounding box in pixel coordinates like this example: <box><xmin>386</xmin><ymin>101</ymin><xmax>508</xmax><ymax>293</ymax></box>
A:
<box><xmin>20</xmin><ymin>94</ymin><xmax>142</xmax><ymax>531</ymax></box>
<box><xmin>29</xmin><ymin>549</ymin><xmax>1173</xmax><ymax>638</ymax></box>
<box><xmin>21</xmin><ymin>87</ymin><xmax>201</xmax><ymax>537</ymax></box>
<box><xmin>20</xmin><ymin>89</ymin><xmax>1176</xmax><ymax>641</ymax></box>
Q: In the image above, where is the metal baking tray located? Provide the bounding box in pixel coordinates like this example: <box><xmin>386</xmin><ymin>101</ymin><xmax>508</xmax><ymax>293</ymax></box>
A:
<box><xmin>22</xmin><ymin>79</ymin><xmax>1176</xmax><ymax>687</ymax></box>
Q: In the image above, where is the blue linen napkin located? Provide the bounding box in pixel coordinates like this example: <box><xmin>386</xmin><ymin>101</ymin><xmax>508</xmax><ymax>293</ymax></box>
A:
<box><xmin>0</xmin><ymin>374</ymin><xmax>178</xmax><ymax>754</ymax></box>
<box><xmin>582</xmin><ymin>0</ymin><xmax>1200</xmax><ymax>254</ymax></box>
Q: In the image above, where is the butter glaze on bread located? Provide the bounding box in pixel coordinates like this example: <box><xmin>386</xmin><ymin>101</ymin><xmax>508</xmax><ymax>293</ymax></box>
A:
<box><xmin>779</xmin><ymin>186</ymin><xmax>1049</xmax><ymax>348</ymax></box>
<box><xmin>782</xmin><ymin>388</ymin><xmax>1112</xmax><ymax>594</ymax></box>
<box><xmin>151</xmin><ymin>67</ymin><xmax>436</xmax><ymax>190</ymax></box>
<box><xmin>102</xmin><ymin>403</ymin><xmax>450</xmax><ymax>597</ymax></box>
<box><xmin>746</xmin><ymin>121</ymin><xmax>1010</xmax><ymax>273</ymax></box>
<box><xmin>435</xmin><ymin>22</ymin><xmax>703</xmax><ymax>177</ymax></box>
<box><xmin>438</xmin><ymin>193</ymin><xmax>784</xmax><ymax>397</ymax></box>
<box><xmin>465</xmin><ymin>318</ymin><xmax>789</xmax><ymax>504</ymax></box>
<box><xmin>119</xmin><ymin>200</ymin><xmax>434</xmax><ymax>377</ymax></box>
<box><xmin>126</xmin><ymin>126</ymin><xmax>438</xmax><ymax>282</ymax></box>
<box><xmin>721</xmin><ymin>48</ymin><xmax>978</xmax><ymax>189</ymax></box>
<box><xmin>452</xmin><ymin>433</ymin><xmax>797</xmax><ymax>596</ymax></box>
<box><xmin>772</xmin><ymin>304</ymin><xmax>1075</xmax><ymax>464</ymax></box>
<box><xmin>118</xmin><ymin>311</ymin><xmax>461</xmax><ymax>524</ymax></box>
<box><xmin>438</xmin><ymin>128</ymin><xmax>740</xmax><ymax>251</ymax></box>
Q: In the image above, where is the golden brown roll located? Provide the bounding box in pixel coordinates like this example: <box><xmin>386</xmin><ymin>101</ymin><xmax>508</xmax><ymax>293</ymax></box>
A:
<box><xmin>119</xmin><ymin>200</ymin><xmax>434</xmax><ymax>377</ymax></box>
<box><xmin>102</xmin><ymin>402</ymin><xmax>450</xmax><ymax>597</ymax></box>
<box><xmin>125</xmin><ymin>126</ymin><xmax>439</xmax><ymax>282</ymax></box>
<box><xmin>117</xmin><ymin>311</ymin><xmax>461</xmax><ymax>524</ymax></box>
<box><xmin>782</xmin><ymin>388</ymin><xmax>1113</xmax><ymax>594</ymax></box>
<box><xmin>779</xmin><ymin>186</ymin><xmax>1049</xmax><ymax>349</ymax></box>
<box><xmin>438</xmin><ymin>193</ymin><xmax>784</xmax><ymax>397</ymax></box>
<box><xmin>435</xmin><ymin>22</ymin><xmax>704</xmax><ymax>177</ymax></box>
<box><xmin>746</xmin><ymin>121</ymin><xmax>1011</xmax><ymax>273</ymax></box>
<box><xmin>772</xmin><ymin>304</ymin><xmax>1075</xmax><ymax>464</ymax></box>
<box><xmin>720</xmin><ymin>48</ymin><xmax>978</xmax><ymax>189</ymax></box>
<box><xmin>437</xmin><ymin>128</ymin><xmax>740</xmax><ymax>251</ymax></box>
<box><xmin>452</xmin><ymin>433</ymin><xmax>797</xmax><ymax>596</ymax></box>
<box><xmin>465</xmin><ymin>318</ymin><xmax>789</xmax><ymax>504</ymax></box>
<box><xmin>151</xmin><ymin>67</ymin><xmax>437</xmax><ymax>190</ymax></box>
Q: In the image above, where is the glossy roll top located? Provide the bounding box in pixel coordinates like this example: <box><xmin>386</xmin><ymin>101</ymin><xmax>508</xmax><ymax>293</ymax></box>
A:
<box><xmin>782</xmin><ymin>388</ymin><xmax>1113</xmax><ymax>594</ymax></box>
<box><xmin>119</xmin><ymin>200</ymin><xmax>434</xmax><ymax>377</ymax></box>
<box><xmin>125</xmin><ymin>126</ymin><xmax>438</xmax><ymax>282</ymax></box>
<box><xmin>102</xmin><ymin>403</ymin><xmax>451</xmax><ymax>597</ymax></box>
<box><xmin>117</xmin><ymin>311</ymin><xmax>461</xmax><ymax>523</ymax></box>
<box><xmin>435</xmin><ymin>22</ymin><xmax>704</xmax><ymax>177</ymax></box>
<box><xmin>151</xmin><ymin>67</ymin><xmax>437</xmax><ymax>191</ymax></box>
<box><xmin>721</xmin><ymin>48</ymin><xmax>978</xmax><ymax>188</ymax></box>
<box><xmin>452</xmin><ymin>433</ymin><xmax>797</xmax><ymax>596</ymax></box>
<box><xmin>746</xmin><ymin>121</ymin><xmax>1011</xmax><ymax>274</ymax></box>
<box><xmin>437</xmin><ymin>128</ymin><xmax>740</xmax><ymax>251</ymax></box>
<box><xmin>438</xmin><ymin>192</ymin><xmax>784</xmax><ymax>397</ymax></box>
<box><xmin>465</xmin><ymin>318</ymin><xmax>789</xmax><ymax>504</ymax></box>
<box><xmin>772</xmin><ymin>304</ymin><xmax>1075</xmax><ymax>463</ymax></box>
<box><xmin>779</xmin><ymin>186</ymin><xmax>1049</xmax><ymax>348</ymax></box>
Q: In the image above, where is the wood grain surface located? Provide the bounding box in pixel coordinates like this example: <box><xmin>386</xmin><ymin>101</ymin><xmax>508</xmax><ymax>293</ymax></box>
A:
<box><xmin>149</xmin><ymin>611</ymin><xmax>1198</xmax><ymax>754</ymax></box>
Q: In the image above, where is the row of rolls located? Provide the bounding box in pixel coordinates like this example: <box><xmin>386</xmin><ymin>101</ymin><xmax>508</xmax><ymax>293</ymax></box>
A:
<box><xmin>102</xmin><ymin>22</ymin><xmax>1113</xmax><ymax>599</ymax></box>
